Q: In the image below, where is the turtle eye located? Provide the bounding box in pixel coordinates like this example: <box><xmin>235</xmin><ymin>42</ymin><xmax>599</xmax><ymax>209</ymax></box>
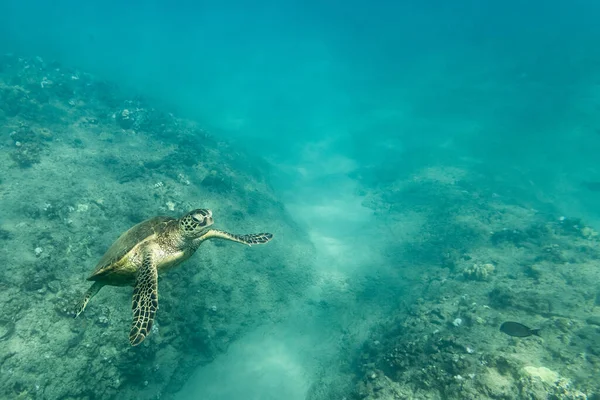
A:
<box><xmin>191</xmin><ymin>215</ymin><xmax>205</xmax><ymax>225</ymax></box>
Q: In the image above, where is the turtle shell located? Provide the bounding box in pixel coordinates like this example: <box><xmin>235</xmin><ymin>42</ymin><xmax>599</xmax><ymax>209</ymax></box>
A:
<box><xmin>88</xmin><ymin>216</ymin><xmax>175</xmax><ymax>279</ymax></box>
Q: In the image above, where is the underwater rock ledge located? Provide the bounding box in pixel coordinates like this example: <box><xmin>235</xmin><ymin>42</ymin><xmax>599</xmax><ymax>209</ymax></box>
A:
<box><xmin>0</xmin><ymin>53</ymin><xmax>315</xmax><ymax>400</ymax></box>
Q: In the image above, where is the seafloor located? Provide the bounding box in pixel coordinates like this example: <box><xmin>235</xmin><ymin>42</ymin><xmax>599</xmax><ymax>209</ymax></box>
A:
<box><xmin>0</xmin><ymin>54</ymin><xmax>314</xmax><ymax>399</ymax></box>
<box><xmin>1</xmin><ymin>54</ymin><xmax>600</xmax><ymax>400</ymax></box>
<box><xmin>340</xmin><ymin>166</ymin><xmax>600</xmax><ymax>400</ymax></box>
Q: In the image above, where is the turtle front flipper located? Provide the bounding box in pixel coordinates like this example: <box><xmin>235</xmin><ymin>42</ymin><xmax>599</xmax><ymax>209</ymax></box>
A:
<box><xmin>129</xmin><ymin>253</ymin><xmax>159</xmax><ymax>346</ymax></box>
<box><xmin>199</xmin><ymin>229</ymin><xmax>273</xmax><ymax>246</ymax></box>
<box><xmin>75</xmin><ymin>282</ymin><xmax>104</xmax><ymax>318</ymax></box>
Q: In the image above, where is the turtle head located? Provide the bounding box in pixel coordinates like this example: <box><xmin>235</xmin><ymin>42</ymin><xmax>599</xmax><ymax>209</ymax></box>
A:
<box><xmin>179</xmin><ymin>209</ymin><xmax>214</xmax><ymax>236</ymax></box>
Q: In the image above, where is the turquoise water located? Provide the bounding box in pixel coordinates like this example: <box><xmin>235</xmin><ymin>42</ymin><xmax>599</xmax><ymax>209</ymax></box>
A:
<box><xmin>1</xmin><ymin>1</ymin><xmax>600</xmax><ymax>399</ymax></box>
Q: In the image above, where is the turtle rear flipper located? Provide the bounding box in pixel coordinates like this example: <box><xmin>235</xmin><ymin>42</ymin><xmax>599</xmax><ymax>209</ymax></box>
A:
<box><xmin>129</xmin><ymin>253</ymin><xmax>159</xmax><ymax>346</ymax></box>
<box><xmin>75</xmin><ymin>282</ymin><xmax>104</xmax><ymax>317</ymax></box>
<box><xmin>199</xmin><ymin>229</ymin><xmax>273</xmax><ymax>246</ymax></box>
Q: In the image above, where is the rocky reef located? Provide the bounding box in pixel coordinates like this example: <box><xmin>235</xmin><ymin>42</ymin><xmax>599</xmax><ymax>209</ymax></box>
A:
<box><xmin>307</xmin><ymin>165</ymin><xmax>600</xmax><ymax>400</ymax></box>
<box><xmin>0</xmin><ymin>54</ymin><xmax>314</xmax><ymax>399</ymax></box>
<box><xmin>353</xmin><ymin>169</ymin><xmax>600</xmax><ymax>399</ymax></box>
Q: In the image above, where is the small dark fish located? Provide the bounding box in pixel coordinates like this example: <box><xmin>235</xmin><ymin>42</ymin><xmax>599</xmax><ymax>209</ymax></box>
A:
<box><xmin>500</xmin><ymin>321</ymin><xmax>541</xmax><ymax>338</ymax></box>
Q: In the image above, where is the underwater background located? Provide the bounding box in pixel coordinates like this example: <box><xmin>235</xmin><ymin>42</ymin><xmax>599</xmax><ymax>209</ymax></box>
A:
<box><xmin>1</xmin><ymin>0</ymin><xmax>600</xmax><ymax>399</ymax></box>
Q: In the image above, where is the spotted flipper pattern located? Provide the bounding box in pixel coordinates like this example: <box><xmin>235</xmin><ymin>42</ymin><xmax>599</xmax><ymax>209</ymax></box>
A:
<box><xmin>201</xmin><ymin>229</ymin><xmax>273</xmax><ymax>246</ymax></box>
<box><xmin>129</xmin><ymin>253</ymin><xmax>158</xmax><ymax>346</ymax></box>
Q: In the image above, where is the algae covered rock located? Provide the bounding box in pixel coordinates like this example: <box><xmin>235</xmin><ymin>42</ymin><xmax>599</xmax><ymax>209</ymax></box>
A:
<box><xmin>463</xmin><ymin>262</ymin><xmax>495</xmax><ymax>281</ymax></box>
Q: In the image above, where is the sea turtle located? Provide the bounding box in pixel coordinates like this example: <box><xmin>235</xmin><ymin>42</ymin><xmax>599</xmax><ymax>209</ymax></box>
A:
<box><xmin>75</xmin><ymin>208</ymin><xmax>273</xmax><ymax>346</ymax></box>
